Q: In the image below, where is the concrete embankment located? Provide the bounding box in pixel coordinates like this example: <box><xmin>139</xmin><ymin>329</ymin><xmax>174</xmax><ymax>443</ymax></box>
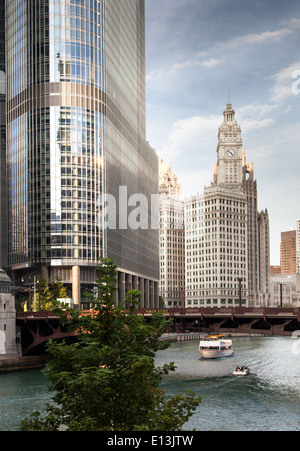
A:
<box><xmin>160</xmin><ymin>333</ymin><xmax>205</xmax><ymax>342</ymax></box>
<box><xmin>159</xmin><ymin>332</ymin><xmax>265</xmax><ymax>342</ymax></box>
<box><xmin>0</xmin><ymin>356</ymin><xmax>49</xmax><ymax>374</ymax></box>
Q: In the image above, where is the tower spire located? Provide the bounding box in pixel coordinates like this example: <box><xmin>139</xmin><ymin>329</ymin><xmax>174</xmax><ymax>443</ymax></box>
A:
<box><xmin>227</xmin><ymin>88</ymin><xmax>232</xmax><ymax>109</ymax></box>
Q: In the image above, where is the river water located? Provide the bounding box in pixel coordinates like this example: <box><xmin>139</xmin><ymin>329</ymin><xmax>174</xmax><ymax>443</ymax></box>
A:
<box><xmin>0</xmin><ymin>336</ymin><xmax>299</xmax><ymax>431</ymax></box>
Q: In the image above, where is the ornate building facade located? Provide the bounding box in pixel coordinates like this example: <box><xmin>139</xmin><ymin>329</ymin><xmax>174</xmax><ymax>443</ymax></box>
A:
<box><xmin>159</xmin><ymin>160</ymin><xmax>185</xmax><ymax>307</ymax></box>
<box><xmin>185</xmin><ymin>100</ymin><xmax>270</xmax><ymax>307</ymax></box>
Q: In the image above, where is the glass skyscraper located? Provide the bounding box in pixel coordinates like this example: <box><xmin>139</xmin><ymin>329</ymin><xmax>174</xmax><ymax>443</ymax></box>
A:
<box><xmin>0</xmin><ymin>0</ymin><xmax>6</xmax><ymax>269</ymax></box>
<box><xmin>5</xmin><ymin>0</ymin><xmax>159</xmax><ymax>307</ymax></box>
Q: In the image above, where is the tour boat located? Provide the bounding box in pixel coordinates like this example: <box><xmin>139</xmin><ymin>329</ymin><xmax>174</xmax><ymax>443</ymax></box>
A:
<box><xmin>198</xmin><ymin>334</ymin><xmax>234</xmax><ymax>359</ymax></box>
<box><xmin>233</xmin><ymin>366</ymin><xmax>251</xmax><ymax>376</ymax></box>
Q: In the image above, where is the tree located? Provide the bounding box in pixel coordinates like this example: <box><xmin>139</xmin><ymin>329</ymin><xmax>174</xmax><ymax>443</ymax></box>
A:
<box><xmin>20</xmin><ymin>258</ymin><xmax>202</xmax><ymax>431</ymax></box>
<box><xmin>32</xmin><ymin>278</ymin><xmax>52</xmax><ymax>311</ymax></box>
<box><xmin>29</xmin><ymin>277</ymin><xmax>68</xmax><ymax>312</ymax></box>
<box><xmin>49</xmin><ymin>277</ymin><xmax>68</xmax><ymax>302</ymax></box>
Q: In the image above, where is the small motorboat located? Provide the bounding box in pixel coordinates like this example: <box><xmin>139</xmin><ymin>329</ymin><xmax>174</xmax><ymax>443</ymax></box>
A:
<box><xmin>233</xmin><ymin>366</ymin><xmax>250</xmax><ymax>376</ymax></box>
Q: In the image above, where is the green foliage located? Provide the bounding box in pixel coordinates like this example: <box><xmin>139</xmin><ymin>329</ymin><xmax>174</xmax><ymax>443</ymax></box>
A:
<box><xmin>50</xmin><ymin>277</ymin><xmax>68</xmax><ymax>302</ymax></box>
<box><xmin>29</xmin><ymin>277</ymin><xmax>68</xmax><ymax>312</ymax></box>
<box><xmin>20</xmin><ymin>258</ymin><xmax>202</xmax><ymax>431</ymax></box>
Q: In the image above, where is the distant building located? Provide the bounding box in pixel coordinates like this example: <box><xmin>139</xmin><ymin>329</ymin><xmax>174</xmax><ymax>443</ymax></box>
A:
<box><xmin>280</xmin><ymin>230</ymin><xmax>297</xmax><ymax>275</ymax></box>
<box><xmin>296</xmin><ymin>219</ymin><xmax>300</xmax><ymax>274</ymax></box>
<box><xmin>184</xmin><ymin>100</ymin><xmax>270</xmax><ymax>308</ymax></box>
<box><xmin>270</xmin><ymin>266</ymin><xmax>281</xmax><ymax>276</ymax></box>
<box><xmin>270</xmin><ymin>273</ymin><xmax>300</xmax><ymax>307</ymax></box>
<box><xmin>257</xmin><ymin>209</ymin><xmax>271</xmax><ymax>306</ymax></box>
<box><xmin>159</xmin><ymin>161</ymin><xmax>185</xmax><ymax>308</ymax></box>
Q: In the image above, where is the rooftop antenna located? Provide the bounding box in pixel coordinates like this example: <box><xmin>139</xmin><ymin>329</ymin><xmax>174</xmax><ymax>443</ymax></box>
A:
<box><xmin>228</xmin><ymin>88</ymin><xmax>231</xmax><ymax>106</ymax></box>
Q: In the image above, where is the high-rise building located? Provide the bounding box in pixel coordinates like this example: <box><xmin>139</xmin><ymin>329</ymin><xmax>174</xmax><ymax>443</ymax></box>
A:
<box><xmin>280</xmin><ymin>230</ymin><xmax>297</xmax><ymax>275</ymax></box>
<box><xmin>297</xmin><ymin>220</ymin><xmax>300</xmax><ymax>274</ymax></box>
<box><xmin>5</xmin><ymin>0</ymin><xmax>159</xmax><ymax>307</ymax></box>
<box><xmin>185</xmin><ymin>100</ymin><xmax>270</xmax><ymax>307</ymax></box>
<box><xmin>0</xmin><ymin>0</ymin><xmax>6</xmax><ymax>270</ymax></box>
<box><xmin>159</xmin><ymin>161</ymin><xmax>185</xmax><ymax>307</ymax></box>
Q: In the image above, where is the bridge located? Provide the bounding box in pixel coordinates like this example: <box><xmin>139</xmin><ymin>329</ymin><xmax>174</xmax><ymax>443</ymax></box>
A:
<box><xmin>16</xmin><ymin>311</ymin><xmax>78</xmax><ymax>356</ymax></box>
<box><xmin>139</xmin><ymin>307</ymin><xmax>300</xmax><ymax>336</ymax></box>
<box><xmin>16</xmin><ymin>307</ymin><xmax>300</xmax><ymax>355</ymax></box>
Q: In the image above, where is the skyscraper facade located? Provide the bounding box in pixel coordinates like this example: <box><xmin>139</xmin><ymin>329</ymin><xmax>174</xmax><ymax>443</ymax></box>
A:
<box><xmin>297</xmin><ymin>219</ymin><xmax>300</xmax><ymax>275</ymax></box>
<box><xmin>0</xmin><ymin>0</ymin><xmax>6</xmax><ymax>270</ymax></box>
<box><xmin>280</xmin><ymin>230</ymin><xmax>297</xmax><ymax>275</ymax></box>
<box><xmin>159</xmin><ymin>160</ymin><xmax>185</xmax><ymax>308</ymax></box>
<box><xmin>185</xmin><ymin>101</ymin><xmax>270</xmax><ymax>308</ymax></box>
<box><xmin>5</xmin><ymin>0</ymin><xmax>159</xmax><ymax>307</ymax></box>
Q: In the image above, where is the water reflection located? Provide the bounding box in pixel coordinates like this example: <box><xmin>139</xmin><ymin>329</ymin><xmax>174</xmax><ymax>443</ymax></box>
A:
<box><xmin>0</xmin><ymin>370</ymin><xmax>51</xmax><ymax>431</ymax></box>
<box><xmin>156</xmin><ymin>336</ymin><xmax>300</xmax><ymax>431</ymax></box>
<box><xmin>0</xmin><ymin>336</ymin><xmax>299</xmax><ymax>431</ymax></box>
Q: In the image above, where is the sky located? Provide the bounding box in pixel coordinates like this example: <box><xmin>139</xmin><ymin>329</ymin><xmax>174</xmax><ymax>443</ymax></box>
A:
<box><xmin>145</xmin><ymin>0</ymin><xmax>300</xmax><ymax>266</ymax></box>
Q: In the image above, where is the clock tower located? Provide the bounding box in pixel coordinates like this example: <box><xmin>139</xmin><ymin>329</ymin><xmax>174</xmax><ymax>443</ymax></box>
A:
<box><xmin>184</xmin><ymin>98</ymin><xmax>271</xmax><ymax>310</ymax></box>
<box><xmin>213</xmin><ymin>98</ymin><xmax>245</xmax><ymax>186</ymax></box>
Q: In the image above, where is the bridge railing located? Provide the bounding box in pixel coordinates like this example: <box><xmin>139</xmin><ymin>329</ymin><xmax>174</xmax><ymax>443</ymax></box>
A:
<box><xmin>17</xmin><ymin>311</ymin><xmax>60</xmax><ymax>320</ymax></box>
<box><xmin>135</xmin><ymin>307</ymin><xmax>300</xmax><ymax>317</ymax></box>
<box><xmin>17</xmin><ymin>307</ymin><xmax>300</xmax><ymax>320</ymax></box>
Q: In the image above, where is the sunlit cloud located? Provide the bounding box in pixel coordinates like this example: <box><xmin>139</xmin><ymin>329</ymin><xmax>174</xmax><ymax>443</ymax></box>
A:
<box><xmin>271</xmin><ymin>62</ymin><xmax>300</xmax><ymax>102</ymax></box>
<box><xmin>158</xmin><ymin>115</ymin><xmax>220</xmax><ymax>163</ymax></box>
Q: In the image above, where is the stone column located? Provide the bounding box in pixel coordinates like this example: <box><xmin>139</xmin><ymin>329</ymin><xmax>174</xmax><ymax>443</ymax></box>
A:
<box><xmin>132</xmin><ymin>276</ymin><xmax>138</xmax><ymax>291</ymax></box>
<box><xmin>72</xmin><ymin>266</ymin><xmax>80</xmax><ymax>308</ymax></box>
<box><xmin>144</xmin><ymin>279</ymin><xmax>149</xmax><ymax>309</ymax></box>
<box><xmin>149</xmin><ymin>282</ymin><xmax>154</xmax><ymax>309</ymax></box>
<box><xmin>139</xmin><ymin>278</ymin><xmax>145</xmax><ymax>309</ymax></box>
<box><xmin>154</xmin><ymin>282</ymin><xmax>159</xmax><ymax>308</ymax></box>
<box><xmin>118</xmin><ymin>272</ymin><xmax>125</xmax><ymax>306</ymax></box>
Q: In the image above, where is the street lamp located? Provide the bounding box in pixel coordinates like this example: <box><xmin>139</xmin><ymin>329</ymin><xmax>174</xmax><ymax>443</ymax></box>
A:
<box><xmin>175</xmin><ymin>286</ymin><xmax>185</xmax><ymax>309</ymax></box>
<box><xmin>278</xmin><ymin>283</ymin><xmax>286</xmax><ymax>308</ymax></box>
<box><xmin>235</xmin><ymin>277</ymin><xmax>245</xmax><ymax>307</ymax></box>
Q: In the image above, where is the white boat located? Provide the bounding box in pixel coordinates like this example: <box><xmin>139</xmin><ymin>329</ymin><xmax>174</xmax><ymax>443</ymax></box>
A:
<box><xmin>198</xmin><ymin>334</ymin><xmax>234</xmax><ymax>359</ymax></box>
<box><xmin>233</xmin><ymin>366</ymin><xmax>250</xmax><ymax>376</ymax></box>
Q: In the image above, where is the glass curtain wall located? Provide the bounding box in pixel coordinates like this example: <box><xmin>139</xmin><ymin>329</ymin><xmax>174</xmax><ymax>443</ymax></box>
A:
<box><xmin>6</xmin><ymin>0</ymin><xmax>106</xmax><ymax>268</ymax></box>
<box><xmin>0</xmin><ymin>0</ymin><xmax>6</xmax><ymax>268</ymax></box>
<box><xmin>105</xmin><ymin>0</ymin><xmax>159</xmax><ymax>282</ymax></box>
<box><xmin>6</xmin><ymin>0</ymin><xmax>159</xmax><ymax>304</ymax></box>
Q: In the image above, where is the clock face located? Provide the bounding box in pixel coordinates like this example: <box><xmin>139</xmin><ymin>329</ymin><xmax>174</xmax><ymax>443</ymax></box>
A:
<box><xmin>226</xmin><ymin>148</ymin><xmax>236</xmax><ymax>158</ymax></box>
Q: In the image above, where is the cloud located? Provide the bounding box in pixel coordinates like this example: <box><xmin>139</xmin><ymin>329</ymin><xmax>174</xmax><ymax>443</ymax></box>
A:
<box><xmin>237</xmin><ymin>103</ymin><xmax>279</xmax><ymax>119</ymax></box>
<box><xmin>223</xmin><ymin>28</ymin><xmax>293</xmax><ymax>49</ymax></box>
<box><xmin>158</xmin><ymin>115</ymin><xmax>220</xmax><ymax>163</ymax></box>
<box><xmin>181</xmin><ymin>167</ymin><xmax>214</xmax><ymax>198</ymax></box>
<box><xmin>201</xmin><ymin>58</ymin><xmax>221</xmax><ymax>69</ymax></box>
<box><xmin>236</xmin><ymin>103</ymin><xmax>279</xmax><ymax>132</ymax></box>
<box><xmin>271</xmin><ymin>62</ymin><xmax>300</xmax><ymax>102</ymax></box>
<box><xmin>217</xmin><ymin>17</ymin><xmax>299</xmax><ymax>52</ymax></box>
<box><xmin>146</xmin><ymin>16</ymin><xmax>300</xmax><ymax>87</ymax></box>
<box><xmin>172</xmin><ymin>57</ymin><xmax>222</xmax><ymax>70</ymax></box>
<box><xmin>147</xmin><ymin>57</ymin><xmax>223</xmax><ymax>85</ymax></box>
<box><xmin>158</xmin><ymin>102</ymin><xmax>280</xmax><ymax>164</ymax></box>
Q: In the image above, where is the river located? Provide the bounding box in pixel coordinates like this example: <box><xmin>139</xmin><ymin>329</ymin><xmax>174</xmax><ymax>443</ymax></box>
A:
<box><xmin>0</xmin><ymin>336</ymin><xmax>299</xmax><ymax>431</ymax></box>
